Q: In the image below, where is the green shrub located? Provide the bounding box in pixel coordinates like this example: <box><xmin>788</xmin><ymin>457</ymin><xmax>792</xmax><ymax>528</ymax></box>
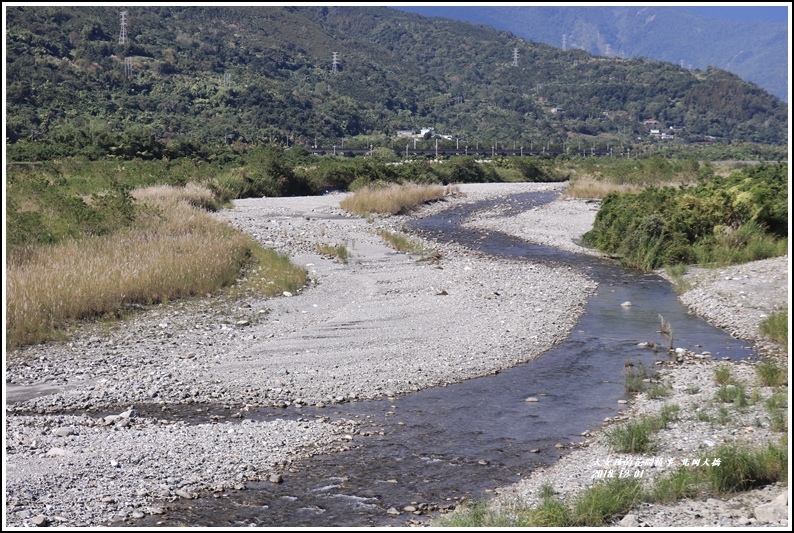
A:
<box><xmin>759</xmin><ymin>311</ymin><xmax>788</xmax><ymax>345</ymax></box>
<box><xmin>715</xmin><ymin>384</ymin><xmax>748</xmax><ymax>407</ymax></box>
<box><xmin>649</xmin><ymin>467</ymin><xmax>701</xmax><ymax>503</ymax></box>
<box><xmin>646</xmin><ymin>383</ymin><xmax>671</xmax><ymax>399</ymax></box>
<box><xmin>624</xmin><ymin>361</ymin><xmax>649</xmax><ymax>393</ymax></box>
<box><xmin>572</xmin><ymin>477</ymin><xmax>643</xmax><ymax>526</ymax></box>
<box><xmin>702</xmin><ymin>442</ymin><xmax>788</xmax><ymax>494</ymax></box>
<box><xmin>659</xmin><ymin>403</ymin><xmax>680</xmax><ymax>425</ymax></box>
<box><xmin>756</xmin><ymin>359</ymin><xmax>787</xmax><ymax>387</ymax></box>
<box><xmin>527</xmin><ymin>497</ymin><xmax>573</xmax><ymax>527</ymax></box>
<box><xmin>582</xmin><ymin>163</ymin><xmax>788</xmax><ymax>271</ymax></box>
<box><xmin>714</xmin><ymin>364</ymin><xmax>733</xmax><ymax>386</ymax></box>
<box><xmin>606</xmin><ymin>418</ymin><xmax>656</xmax><ymax>454</ymax></box>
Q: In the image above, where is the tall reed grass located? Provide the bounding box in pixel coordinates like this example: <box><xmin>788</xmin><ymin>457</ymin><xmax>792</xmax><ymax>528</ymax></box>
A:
<box><xmin>6</xmin><ymin>185</ymin><xmax>299</xmax><ymax>349</ymax></box>
<box><xmin>339</xmin><ymin>183</ymin><xmax>449</xmax><ymax>216</ymax></box>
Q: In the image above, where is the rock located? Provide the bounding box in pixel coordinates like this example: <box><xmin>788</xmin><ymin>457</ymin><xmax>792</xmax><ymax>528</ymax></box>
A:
<box><xmin>755</xmin><ymin>491</ymin><xmax>788</xmax><ymax>523</ymax></box>
<box><xmin>529</xmin><ymin>449</ymin><xmax>540</xmax><ymax>453</ymax></box>
<box><xmin>175</xmin><ymin>489</ymin><xmax>194</xmax><ymax>499</ymax></box>
<box><xmin>621</xmin><ymin>301</ymin><xmax>632</xmax><ymax>307</ymax></box>
<box><xmin>46</xmin><ymin>447</ymin><xmax>69</xmax><ymax>457</ymax></box>
<box><xmin>619</xmin><ymin>514</ymin><xmax>640</xmax><ymax>527</ymax></box>
<box><xmin>386</xmin><ymin>507</ymin><xmax>400</xmax><ymax>516</ymax></box>
<box><xmin>525</xmin><ymin>397</ymin><xmax>539</xmax><ymax>402</ymax></box>
<box><xmin>53</xmin><ymin>427</ymin><xmax>75</xmax><ymax>437</ymax></box>
<box><xmin>31</xmin><ymin>514</ymin><xmax>49</xmax><ymax>527</ymax></box>
<box><xmin>403</xmin><ymin>505</ymin><xmax>417</xmax><ymax>512</ymax></box>
<box><xmin>269</xmin><ymin>473</ymin><xmax>283</xmax><ymax>484</ymax></box>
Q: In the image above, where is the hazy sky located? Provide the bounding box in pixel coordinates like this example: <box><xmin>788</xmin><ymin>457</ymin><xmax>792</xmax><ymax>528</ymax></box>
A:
<box><xmin>682</xmin><ymin>5</ymin><xmax>789</xmax><ymax>23</ymax></box>
<box><xmin>394</xmin><ymin>4</ymin><xmax>789</xmax><ymax>24</ymax></box>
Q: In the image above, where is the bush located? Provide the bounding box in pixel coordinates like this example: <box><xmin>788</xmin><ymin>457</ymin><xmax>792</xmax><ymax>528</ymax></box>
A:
<box><xmin>759</xmin><ymin>311</ymin><xmax>788</xmax><ymax>345</ymax></box>
<box><xmin>572</xmin><ymin>477</ymin><xmax>643</xmax><ymax>526</ymax></box>
<box><xmin>582</xmin><ymin>163</ymin><xmax>788</xmax><ymax>271</ymax></box>
<box><xmin>606</xmin><ymin>418</ymin><xmax>657</xmax><ymax>454</ymax></box>
<box><xmin>756</xmin><ymin>359</ymin><xmax>787</xmax><ymax>387</ymax></box>
<box><xmin>703</xmin><ymin>442</ymin><xmax>787</xmax><ymax>494</ymax></box>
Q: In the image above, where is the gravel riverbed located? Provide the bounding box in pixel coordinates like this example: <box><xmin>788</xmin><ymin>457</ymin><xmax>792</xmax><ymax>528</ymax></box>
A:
<box><xmin>4</xmin><ymin>182</ymin><xmax>789</xmax><ymax>528</ymax></box>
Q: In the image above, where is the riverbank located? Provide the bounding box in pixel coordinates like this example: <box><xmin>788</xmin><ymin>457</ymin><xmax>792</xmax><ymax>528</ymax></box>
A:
<box><xmin>5</xmin><ymin>182</ymin><xmax>592</xmax><ymax>527</ymax></box>
<box><xmin>465</xmin><ymin>196</ymin><xmax>789</xmax><ymax>528</ymax></box>
<box><xmin>4</xmin><ymin>182</ymin><xmax>788</xmax><ymax>527</ymax></box>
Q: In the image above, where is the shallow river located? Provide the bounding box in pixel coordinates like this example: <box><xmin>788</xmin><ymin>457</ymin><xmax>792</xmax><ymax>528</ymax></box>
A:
<box><xmin>131</xmin><ymin>191</ymin><xmax>754</xmax><ymax>527</ymax></box>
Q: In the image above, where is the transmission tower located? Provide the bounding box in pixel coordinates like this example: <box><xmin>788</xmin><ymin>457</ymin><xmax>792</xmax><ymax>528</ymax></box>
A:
<box><xmin>512</xmin><ymin>47</ymin><xmax>519</xmax><ymax>67</ymax></box>
<box><xmin>119</xmin><ymin>11</ymin><xmax>128</xmax><ymax>45</ymax></box>
<box><xmin>332</xmin><ymin>52</ymin><xmax>339</xmax><ymax>73</ymax></box>
<box><xmin>562</xmin><ymin>34</ymin><xmax>567</xmax><ymax>51</ymax></box>
<box><xmin>224</xmin><ymin>72</ymin><xmax>231</xmax><ymax>86</ymax></box>
<box><xmin>124</xmin><ymin>57</ymin><xmax>133</xmax><ymax>78</ymax></box>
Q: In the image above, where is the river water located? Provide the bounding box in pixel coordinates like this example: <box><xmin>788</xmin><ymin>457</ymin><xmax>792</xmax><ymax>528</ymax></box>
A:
<box><xmin>131</xmin><ymin>191</ymin><xmax>754</xmax><ymax>527</ymax></box>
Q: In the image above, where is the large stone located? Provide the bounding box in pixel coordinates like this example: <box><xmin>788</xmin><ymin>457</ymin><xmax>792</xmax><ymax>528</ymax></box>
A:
<box><xmin>53</xmin><ymin>427</ymin><xmax>75</xmax><ymax>437</ymax></box>
<box><xmin>754</xmin><ymin>491</ymin><xmax>788</xmax><ymax>523</ymax></box>
<box><xmin>619</xmin><ymin>514</ymin><xmax>640</xmax><ymax>527</ymax></box>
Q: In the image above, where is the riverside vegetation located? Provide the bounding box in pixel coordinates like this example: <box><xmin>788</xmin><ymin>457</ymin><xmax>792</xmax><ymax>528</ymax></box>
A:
<box><xmin>5</xmin><ymin>148</ymin><xmax>788</xmax><ymax>526</ymax></box>
<box><xmin>6</xmin><ymin>151</ymin><xmax>787</xmax><ymax>350</ymax></box>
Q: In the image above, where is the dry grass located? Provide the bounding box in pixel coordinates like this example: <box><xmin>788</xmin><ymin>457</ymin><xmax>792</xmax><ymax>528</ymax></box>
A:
<box><xmin>563</xmin><ymin>176</ymin><xmax>643</xmax><ymax>199</ymax></box>
<box><xmin>339</xmin><ymin>183</ymin><xmax>448</xmax><ymax>216</ymax></box>
<box><xmin>564</xmin><ymin>176</ymin><xmax>688</xmax><ymax>199</ymax></box>
<box><xmin>6</xmin><ymin>186</ymin><xmax>275</xmax><ymax>349</ymax></box>
<box><xmin>131</xmin><ymin>183</ymin><xmax>221</xmax><ymax>211</ymax></box>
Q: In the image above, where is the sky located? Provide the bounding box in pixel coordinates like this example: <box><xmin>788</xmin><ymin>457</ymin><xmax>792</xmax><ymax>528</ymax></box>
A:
<box><xmin>393</xmin><ymin>4</ymin><xmax>789</xmax><ymax>24</ymax></box>
<box><xmin>681</xmin><ymin>5</ymin><xmax>789</xmax><ymax>23</ymax></box>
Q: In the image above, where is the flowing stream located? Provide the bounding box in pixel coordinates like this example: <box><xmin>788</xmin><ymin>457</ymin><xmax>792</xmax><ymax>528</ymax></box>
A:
<box><xmin>131</xmin><ymin>191</ymin><xmax>754</xmax><ymax>527</ymax></box>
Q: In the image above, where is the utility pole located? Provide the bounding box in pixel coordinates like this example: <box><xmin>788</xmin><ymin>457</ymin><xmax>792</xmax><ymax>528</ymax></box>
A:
<box><xmin>119</xmin><ymin>10</ymin><xmax>128</xmax><ymax>45</ymax></box>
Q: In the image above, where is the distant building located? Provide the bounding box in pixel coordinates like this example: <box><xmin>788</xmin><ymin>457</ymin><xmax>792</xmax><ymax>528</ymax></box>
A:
<box><xmin>396</xmin><ymin>129</ymin><xmax>415</xmax><ymax>138</ymax></box>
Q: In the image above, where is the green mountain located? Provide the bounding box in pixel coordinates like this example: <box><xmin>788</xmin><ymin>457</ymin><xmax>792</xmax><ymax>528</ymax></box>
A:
<box><xmin>395</xmin><ymin>6</ymin><xmax>789</xmax><ymax>103</ymax></box>
<box><xmin>5</xmin><ymin>5</ymin><xmax>787</xmax><ymax>160</ymax></box>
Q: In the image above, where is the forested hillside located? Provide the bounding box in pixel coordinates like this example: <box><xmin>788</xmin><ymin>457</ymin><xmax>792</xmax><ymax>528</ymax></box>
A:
<box><xmin>395</xmin><ymin>6</ymin><xmax>789</xmax><ymax>103</ymax></box>
<box><xmin>5</xmin><ymin>5</ymin><xmax>787</xmax><ymax>161</ymax></box>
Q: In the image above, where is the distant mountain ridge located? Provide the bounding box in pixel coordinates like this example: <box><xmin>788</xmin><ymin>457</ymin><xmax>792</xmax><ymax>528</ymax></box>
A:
<box><xmin>395</xmin><ymin>5</ymin><xmax>789</xmax><ymax>102</ymax></box>
<box><xmin>4</xmin><ymin>5</ymin><xmax>788</xmax><ymax>160</ymax></box>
